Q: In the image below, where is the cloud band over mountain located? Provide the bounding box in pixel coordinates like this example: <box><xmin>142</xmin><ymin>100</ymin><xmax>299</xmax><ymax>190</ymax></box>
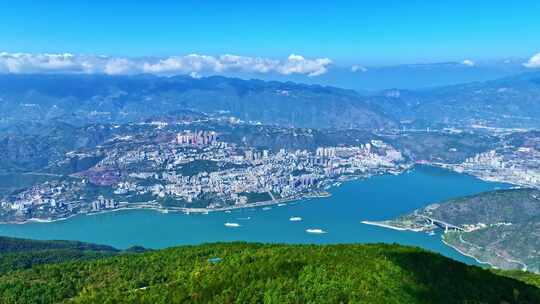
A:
<box><xmin>0</xmin><ymin>52</ymin><xmax>332</xmax><ymax>77</ymax></box>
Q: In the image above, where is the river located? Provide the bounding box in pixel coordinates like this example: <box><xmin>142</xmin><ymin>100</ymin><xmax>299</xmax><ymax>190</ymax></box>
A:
<box><xmin>0</xmin><ymin>165</ymin><xmax>508</xmax><ymax>266</ymax></box>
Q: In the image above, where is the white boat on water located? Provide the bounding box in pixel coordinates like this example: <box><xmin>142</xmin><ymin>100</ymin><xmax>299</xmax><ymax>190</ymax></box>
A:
<box><xmin>262</xmin><ymin>207</ymin><xmax>272</xmax><ymax>211</ymax></box>
<box><xmin>225</xmin><ymin>222</ymin><xmax>241</xmax><ymax>227</ymax></box>
<box><xmin>225</xmin><ymin>210</ymin><xmax>232</xmax><ymax>213</ymax></box>
<box><xmin>278</xmin><ymin>203</ymin><xmax>286</xmax><ymax>207</ymax></box>
<box><xmin>306</xmin><ymin>228</ymin><xmax>326</xmax><ymax>234</ymax></box>
<box><xmin>289</xmin><ymin>217</ymin><xmax>302</xmax><ymax>222</ymax></box>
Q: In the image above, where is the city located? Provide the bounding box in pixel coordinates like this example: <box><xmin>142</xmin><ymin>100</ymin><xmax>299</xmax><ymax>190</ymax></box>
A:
<box><xmin>2</xmin><ymin>1</ymin><xmax>540</xmax><ymax>302</ymax></box>
<box><xmin>0</xmin><ymin>120</ymin><xmax>407</xmax><ymax>223</ymax></box>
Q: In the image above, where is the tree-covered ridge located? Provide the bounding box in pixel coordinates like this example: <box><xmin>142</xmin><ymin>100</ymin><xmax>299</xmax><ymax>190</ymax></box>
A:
<box><xmin>420</xmin><ymin>188</ymin><xmax>540</xmax><ymax>226</ymax></box>
<box><xmin>0</xmin><ymin>236</ymin><xmax>119</xmax><ymax>254</ymax></box>
<box><xmin>376</xmin><ymin>189</ymin><xmax>540</xmax><ymax>272</ymax></box>
<box><xmin>0</xmin><ymin>236</ymin><xmax>132</xmax><ymax>275</ymax></box>
<box><xmin>1</xmin><ymin>242</ymin><xmax>540</xmax><ymax>303</ymax></box>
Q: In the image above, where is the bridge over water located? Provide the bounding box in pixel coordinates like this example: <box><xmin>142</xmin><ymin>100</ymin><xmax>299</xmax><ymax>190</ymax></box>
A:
<box><xmin>419</xmin><ymin>215</ymin><xmax>464</xmax><ymax>232</ymax></box>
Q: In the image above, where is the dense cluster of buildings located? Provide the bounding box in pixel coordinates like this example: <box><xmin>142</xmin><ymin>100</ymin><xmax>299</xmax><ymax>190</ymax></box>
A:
<box><xmin>453</xmin><ymin>147</ymin><xmax>540</xmax><ymax>187</ymax></box>
<box><xmin>176</xmin><ymin>130</ymin><xmax>218</xmax><ymax>146</ymax></box>
<box><xmin>3</xmin><ymin>122</ymin><xmax>540</xmax><ymax>223</ymax></box>
<box><xmin>0</xmin><ymin>180</ymin><xmax>83</xmax><ymax>220</ymax></box>
<box><xmin>106</xmin><ymin>133</ymin><xmax>405</xmax><ymax>208</ymax></box>
<box><xmin>0</xmin><ymin>129</ymin><xmax>406</xmax><ymax>221</ymax></box>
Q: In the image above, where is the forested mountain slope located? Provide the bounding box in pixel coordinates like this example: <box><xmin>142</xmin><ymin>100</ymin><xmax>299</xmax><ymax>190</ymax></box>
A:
<box><xmin>0</xmin><ymin>240</ymin><xmax>539</xmax><ymax>303</ymax></box>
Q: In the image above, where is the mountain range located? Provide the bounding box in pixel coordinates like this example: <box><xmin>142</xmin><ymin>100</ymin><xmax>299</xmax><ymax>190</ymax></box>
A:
<box><xmin>1</xmin><ymin>71</ymin><xmax>540</xmax><ymax>131</ymax></box>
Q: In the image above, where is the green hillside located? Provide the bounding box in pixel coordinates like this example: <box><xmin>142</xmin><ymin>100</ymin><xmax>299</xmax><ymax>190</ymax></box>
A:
<box><xmin>0</xmin><ymin>236</ymin><xmax>122</xmax><ymax>275</ymax></box>
<box><xmin>380</xmin><ymin>189</ymin><xmax>540</xmax><ymax>272</ymax></box>
<box><xmin>1</xmin><ymin>240</ymin><xmax>540</xmax><ymax>303</ymax></box>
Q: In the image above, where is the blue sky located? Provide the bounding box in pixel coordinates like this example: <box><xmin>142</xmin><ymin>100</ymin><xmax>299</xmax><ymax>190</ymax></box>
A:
<box><xmin>1</xmin><ymin>0</ymin><xmax>539</xmax><ymax>65</ymax></box>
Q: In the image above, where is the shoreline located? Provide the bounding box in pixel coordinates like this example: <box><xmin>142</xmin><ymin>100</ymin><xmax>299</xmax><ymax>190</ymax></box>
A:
<box><xmin>0</xmin><ymin>164</ymin><xmax>410</xmax><ymax>225</ymax></box>
<box><xmin>2</xmin><ymin>213</ymin><xmax>79</xmax><ymax>225</ymax></box>
<box><xmin>440</xmin><ymin>237</ymin><xmax>498</xmax><ymax>269</ymax></box>
<box><xmin>1</xmin><ymin>165</ymin><xmax>523</xmax><ymax>272</ymax></box>
<box><xmin>361</xmin><ymin>219</ymin><xmax>505</xmax><ymax>270</ymax></box>
<box><xmin>0</xmin><ymin>191</ymin><xmax>331</xmax><ymax>225</ymax></box>
<box><xmin>363</xmin><ymin>218</ymin><xmax>523</xmax><ymax>271</ymax></box>
<box><xmin>1</xmin><ymin>164</ymin><xmax>529</xmax><ymax>225</ymax></box>
<box><xmin>442</xmin><ymin>237</ymin><xmax>529</xmax><ymax>272</ymax></box>
<box><xmin>429</xmin><ymin>163</ymin><xmax>535</xmax><ymax>189</ymax></box>
<box><xmin>361</xmin><ymin>220</ymin><xmax>424</xmax><ymax>232</ymax></box>
<box><xmin>361</xmin><ymin>220</ymin><xmax>406</xmax><ymax>231</ymax></box>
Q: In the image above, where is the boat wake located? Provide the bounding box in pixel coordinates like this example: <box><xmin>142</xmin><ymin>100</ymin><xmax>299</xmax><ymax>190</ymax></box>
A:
<box><xmin>306</xmin><ymin>228</ymin><xmax>326</xmax><ymax>234</ymax></box>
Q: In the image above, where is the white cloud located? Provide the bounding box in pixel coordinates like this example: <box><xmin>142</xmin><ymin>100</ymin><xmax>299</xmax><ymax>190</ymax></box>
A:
<box><xmin>0</xmin><ymin>52</ymin><xmax>333</xmax><ymax>77</ymax></box>
<box><xmin>524</xmin><ymin>53</ymin><xmax>540</xmax><ymax>68</ymax></box>
<box><xmin>142</xmin><ymin>54</ymin><xmax>219</xmax><ymax>74</ymax></box>
<box><xmin>278</xmin><ymin>54</ymin><xmax>332</xmax><ymax>76</ymax></box>
<box><xmin>351</xmin><ymin>65</ymin><xmax>368</xmax><ymax>72</ymax></box>
<box><xmin>0</xmin><ymin>52</ymin><xmax>93</xmax><ymax>73</ymax></box>
<box><xmin>104</xmin><ymin>58</ymin><xmax>139</xmax><ymax>75</ymax></box>
<box><xmin>462</xmin><ymin>59</ymin><xmax>475</xmax><ymax>66</ymax></box>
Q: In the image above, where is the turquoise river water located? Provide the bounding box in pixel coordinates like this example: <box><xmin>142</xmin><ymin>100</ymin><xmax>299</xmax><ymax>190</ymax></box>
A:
<box><xmin>0</xmin><ymin>165</ymin><xmax>508</xmax><ymax>266</ymax></box>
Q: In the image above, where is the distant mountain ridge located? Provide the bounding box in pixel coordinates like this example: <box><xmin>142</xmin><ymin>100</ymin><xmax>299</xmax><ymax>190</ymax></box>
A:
<box><xmin>371</xmin><ymin>71</ymin><xmax>540</xmax><ymax>128</ymax></box>
<box><xmin>1</xmin><ymin>71</ymin><xmax>540</xmax><ymax>130</ymax></box>
<box><xmin>0</xmin><ymin>74</ymin><xmax>396</xmax><ymax>130</ymax></box>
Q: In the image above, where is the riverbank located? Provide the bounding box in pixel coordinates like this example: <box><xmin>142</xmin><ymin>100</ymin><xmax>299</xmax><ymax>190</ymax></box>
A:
<box><xmin>1</xmin><ymin>213</ymin><xmax>79</xmax><ymax>225</ymax></box>
<box><xmin>361</xmin><ymin>220</ymin><xmax>406</xmax><ymax>231</ymax></box>
<box><xmin>362</xmin><ymin>218</ymin><xmax>524</xmax><ymax>272</ymax></box>
<box><xmin>361</xmin><ymin>220</ymin><xmax>425</xmax><ymax>232</ymax></box>
<box><xmin>429</xmin><ymin>162</ymin><xmax>535</xmax><ymax>189</ymax></box>
<box><xmin>0</xmin><ymin>191</ymin><xmax>332</xmax><ymax>225</ymax></box>
<box><xmin>0</xmin><ymin>165</ymin><xmax>503</xmax><ymax>266</ymax></box>
<box><xmin>442</xmin><ymin>235</ymin><xmax>531</xmax><ymax>272</ymax></box>
<box><xmin>362</xmin><ymin>218</ymin><xmax>497</xmax><ymax>269</ymax></box>
<box><xmin>0</xmin><ymin>164</ymin><xmax>410</xmax><ymax>225</ymax></box>
<box><xmin>441</xmin><ymin>237</ymin><xmax>497</xmax><ymax>269</ymax></box>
